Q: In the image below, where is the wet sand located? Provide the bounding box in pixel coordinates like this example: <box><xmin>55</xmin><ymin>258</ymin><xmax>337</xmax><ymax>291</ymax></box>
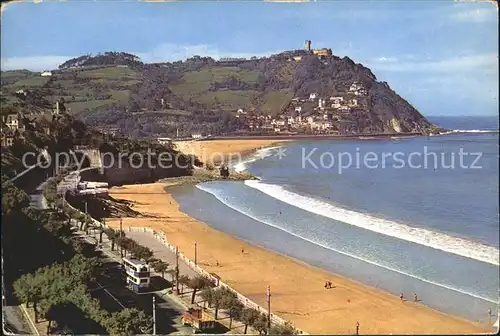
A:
<box><xmin>107</xmin><ymin>181</ymin><xmax>492</xmax><ymax>335</ymax></box>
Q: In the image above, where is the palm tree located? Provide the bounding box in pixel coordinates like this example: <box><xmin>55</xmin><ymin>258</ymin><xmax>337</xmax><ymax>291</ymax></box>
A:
<box><xmin>188</xmin><ymin>275</ymin><xmax>214</xmax><ymax>304</ymax></box>
<box><xmin>240</xmin><ymin>308</ymin><xmax>260</xmax><ymax>334</ymax></box>
<box><xmin>178</xmin><ymin>275</ymin><xmax>190</xmax><ymax>295</ymax></box>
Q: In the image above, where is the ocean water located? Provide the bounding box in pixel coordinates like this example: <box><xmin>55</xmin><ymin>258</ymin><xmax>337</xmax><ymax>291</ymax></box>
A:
<box><xmin>172</xmin><ymin>116</ymin><xmax>499</xmax><ymax>323</ymax></box>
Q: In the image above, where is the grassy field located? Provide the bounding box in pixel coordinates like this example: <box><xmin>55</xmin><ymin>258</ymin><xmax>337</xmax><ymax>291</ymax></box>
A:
<box><xmin>7</xmin><ymin>76</ymin><xmax>50</xmax><ymax>88</ymax></box>
<box><xmin>260</xmin><ymin>89</ymin><xmax>294</xmax><ymax>115</ymax></box>
<box><xmin>132</xmin><ymin>109</ymin><xmax>192</xmax><ymax>116</ymax></box>
<box><xmin>197</xmin><ymin>90</ymin><xmax>256</xmax><ymax>109</ymax></box>
<box><xmin>75</xmin><ymin>67</ymin><xmax>142</xmax><ymax>80</ymax></box>
<box><xmin>109</xmin><ymin>90</ymin><xmax>130</xmax><ymax>105</ymax></box>
<box><xmin>66</xmin><ymin>99</ymin><xmax>116</xmax><ymax>113</ymax></box>
<box><xmin>169</xmin><ymin>67</ymin><xmax>261</xmax><ymax>100</ymax></box>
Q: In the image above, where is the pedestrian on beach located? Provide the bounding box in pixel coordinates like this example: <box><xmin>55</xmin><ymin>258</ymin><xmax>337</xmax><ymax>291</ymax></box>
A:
<box><xmin>241</xmin><ymin>248</ymin><xmax>244</xmax><ymax>254</ymax></box>
<box><xmin>413</xmin><ymin>293</ymin><xmax>418</xmax><ymax>302</ymax></box>
<box><xmin>400</xmin><ymin>293</ymin><xmax>404</xmax><ymax>302</ymax></box>
<box><xmin>324</xmin><ymin>281</ymin><xmax>328</xmax><ymax>289</ymax></box>
<box><xmin>356</xmin><ymin>321</ymin><xmax>360</xmax><ymax>335</ymax></box>
<box><xmin>488</xmin><ymin>308</ymin><xmax>492</xmax><ymax>316</ymax></box>
<box><xmin>216</xmin><ymin>260</ymin><xmax>219</xmax><ymax>266</ymax></box>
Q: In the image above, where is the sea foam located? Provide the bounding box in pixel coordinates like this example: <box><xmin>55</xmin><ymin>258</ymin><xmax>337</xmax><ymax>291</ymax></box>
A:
<box><xmin>195</xmin><ymin>182</ymin><xmax>498</xmax><ymax>303</ymax></box>
<box><xmin>244</xmin><ymin>180</ymin><xmax>500</xmax><ymax>266</ymax></box>
<box><xmin>232</xmin><ymin>146</ymin><xmax>282</xmax><ymax>173</ymax></box>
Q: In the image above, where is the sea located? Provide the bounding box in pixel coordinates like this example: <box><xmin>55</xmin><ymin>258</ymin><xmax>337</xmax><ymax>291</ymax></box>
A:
<box><xmin>171</xmin><ymin>116</ymin><xmax>499</xmax><ymax>323</ymax></box>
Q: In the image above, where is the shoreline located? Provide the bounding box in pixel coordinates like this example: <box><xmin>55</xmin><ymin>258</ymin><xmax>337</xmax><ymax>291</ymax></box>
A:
<box><xmin>105</xmin><ymin>140</ymin><xmax>493</xmax><ymax>334</ymax></box>
<box><xmin>107</xmin><ymin>182</ymin><xmax>491</xmax><ymax>334</ymax></box>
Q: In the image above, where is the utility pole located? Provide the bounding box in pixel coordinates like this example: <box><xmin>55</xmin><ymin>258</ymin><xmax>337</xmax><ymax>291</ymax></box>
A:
<box><xmin>152</xmin><ymin>296</ymin><xmax>156</xmax><ymax>335</ymax></box>
<box><xmin>119</xmin><ymin>217</ymin><xmax>123</xmax><ymax>258</ymax></box>
<box><xmin>267</xmin><ymin>285</ymin><xmax>271</xmax><ymax>333</ymax></box>
<box><xmin>84</xmin><ymin>201</ymin><xmax>88</xmax><ymax>215</ymax></box>
<box><xmin>175</xmin><ymin>246</ymin><xmax>179</xmax><ymax>294</ymax></box>
<box><xmin>194</xmin><ymin>241</ymin><xmax>197</xmax><ymax>265</ymax></box>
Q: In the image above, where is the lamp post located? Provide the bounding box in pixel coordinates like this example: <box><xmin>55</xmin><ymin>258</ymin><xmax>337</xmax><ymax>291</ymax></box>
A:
<box><xmin>267</xmin><ymin>285</ymin><xmax>271</xmax><ymax>333</ymax></box>
<box><xmin>152</xmin><ymin>296</ymin><xmax>156</xmax><ymax>335</ymax></box>
<box><xmin>194</xmin><ymin>241</ymin><xmax>197</xmax><ymax>265</ymax></box>
<box><xmin>119</xmin><ymin>217</ymin><xmax>123</xmax><ymax>258</ymax></box>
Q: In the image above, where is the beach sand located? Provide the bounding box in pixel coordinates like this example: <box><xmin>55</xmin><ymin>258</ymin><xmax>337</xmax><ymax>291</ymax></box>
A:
<box><xmin>174</xmin><ymin>139</ymin><xmax>286</xmax><ymax>165</ymax></box>
<box><xmin>107</xmin><ymin>183</ymin><xmax>492</xmax><ymax>335</ymax></box>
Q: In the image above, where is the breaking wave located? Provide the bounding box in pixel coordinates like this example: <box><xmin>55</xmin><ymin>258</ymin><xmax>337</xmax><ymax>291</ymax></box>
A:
<box><xmin>244</xmin><ymin>180</ymin><xmax>500</xmax><ymax>266</ymax></box>
<box><xmin>195</xmin><ymin>182</ymin><xmax>498</xmax><ymax>303</ymax></box>
<box><xmin>232</xmin><ymin>146</ymin><xmax>282</xmax><ymax>173</ymax></box>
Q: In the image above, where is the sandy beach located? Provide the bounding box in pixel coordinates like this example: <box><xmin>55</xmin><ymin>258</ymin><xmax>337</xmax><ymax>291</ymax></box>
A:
<box><xmin>104</xmin><ymin>140</ymin><xmax>492</xmax><ymax>335</ymax></box>
<box><xmin>174</xmin><ymin>139</ymin><xmax>287</xmax><ymax>166</ymax></box>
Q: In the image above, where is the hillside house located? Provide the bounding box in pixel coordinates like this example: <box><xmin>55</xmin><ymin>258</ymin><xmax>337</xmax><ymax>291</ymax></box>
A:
<box><xmin>318</xmin><ymin>99</ymin><xmax>326</xmax><ymax>108</ymax></box>
<box><xmin>4</xmin><ymin>114</ymin><xmax>19</xmax><ymax>131</ymax></box>
<box><xmin>191</xmin><ymin>133</ymin><xmax>202</xmax><ymax>139</ymax></box>
<box><xmin>349</xmin><ymin>82</ymin><xmax>367</xmax><ymax>96</ymax></box>
<box><xmin>157</xmin><ymin>137</ymin><xmax>172</xmax><ymax>145</ymax></box>
<box><xmin>348</xmin><ymin>99</ymin><xmax>358</xmax><ymax>107</ymax></box>
<box><xmin>309</xmin><ymin>93</ymin><xmax>318</xmax><ymax>100</ymax></box>
<box><xmin>1</xmin><ymin>132</ymin><xmax>14</xmax><ymax>147</ymax></box>
<box><xmin>295</xmin><ymin>106</ymin><xmax>302</xmax><ymax>113</ymax></box>
<box><xmin>40</xmin><ymin>71</ymin><xmax>52</xmax><ymax>77</ymax></box>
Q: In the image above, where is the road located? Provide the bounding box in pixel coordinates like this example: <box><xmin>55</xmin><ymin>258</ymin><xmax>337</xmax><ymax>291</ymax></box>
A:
<box><xmin>4</xmin><ymin>179</ymin><xmax>192</xmax><ymax>335</ymax></box>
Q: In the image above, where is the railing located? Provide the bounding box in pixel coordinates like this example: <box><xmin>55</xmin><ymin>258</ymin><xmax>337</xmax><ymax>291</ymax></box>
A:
<box><xmin>60</xmin><ymin>182</ymin><xmax>306</xmax><ymax>334</ymax></box>
<box><xmin>128</xmin><ymin>226</ymin><xmax>307</xmax><ymax>334</ymax></box>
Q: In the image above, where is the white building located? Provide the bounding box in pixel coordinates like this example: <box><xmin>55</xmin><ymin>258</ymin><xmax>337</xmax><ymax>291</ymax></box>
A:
<box><xmin>122</xmin><ymin>257</ymin><xmax>151</xmax><ymax>293</ymax></box>
<box><xmin>191</xmin><ymin>133</ymin><xmax>202</xmax><ymax>139</ymax></box>
<box><xmin>3</xmin><ymin>114</ymin><xmax>19</xmax><ymax>131</ymax></box>
<box><xmin>294</xmin><ymin>106</ymin><xmax>302</xmax><ymax>113</ymax></box>
<box><xmin>318</xmin><ymin>99</ymin><xmax>326</xmax><ymax>108</ymax></box>
<box><xmin>40</xmin><ymin>71</ymin><xmax>52</xmax><ymax>77</ymax></box>
<box><xmin>309</xmin><ymin>93</ymin><xmax>318</xmax><ymax>100</ymax></box>
<box><xmin>349</xmin><ymin>82</ymin><xmax>367</xmax><ymax>96</ymax></box>
<box><xmin>349</xmin><ymin>99</ymin><xmax>358</xmax><ymax>107</ymax></box>
<box><xmin>157</xmin><ymin>137</ymin><xmax>172</xmax><ymax>145</ymax></box>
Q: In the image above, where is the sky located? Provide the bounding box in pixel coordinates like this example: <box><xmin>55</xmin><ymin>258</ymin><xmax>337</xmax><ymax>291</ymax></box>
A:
<box><xmin>1</xmin><ymin>0</ymin><xmax>498</xmax><ymax>116</ymax></box>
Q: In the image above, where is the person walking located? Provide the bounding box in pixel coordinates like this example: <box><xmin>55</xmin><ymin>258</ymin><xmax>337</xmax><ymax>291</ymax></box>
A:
<box><xmin>356</xmin><ymin>321</ymin><xmax>360</xmax><ymax>335</ymax></box>
<box><xmin>413</xmin><ymin>293</ymin><xmax>418</xmax><ymax>302</ymax></box>
<box><xmin>400</xmin><ymin>292</ymin><xmax>404</xmax><ymax>302</ymax></box>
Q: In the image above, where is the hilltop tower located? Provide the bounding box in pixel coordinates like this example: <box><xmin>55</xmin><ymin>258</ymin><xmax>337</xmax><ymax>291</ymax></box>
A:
<box><xmin>304</xmin><ymin>40</ymin><xmax>311</xmax><ymax>52</ymax></box>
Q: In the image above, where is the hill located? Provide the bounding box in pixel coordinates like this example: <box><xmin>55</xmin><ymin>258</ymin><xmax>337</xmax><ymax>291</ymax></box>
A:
<box><xmin>1</xmin><ymin>50</ymin><xmax>438</xmax><ymax>138</ymax></box>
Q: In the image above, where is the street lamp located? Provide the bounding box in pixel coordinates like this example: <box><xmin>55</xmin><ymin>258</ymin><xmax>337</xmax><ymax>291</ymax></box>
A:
<box><xmin>194</xmin><ymin>241</ymin><xmax>197</xmax><ymax>265</ymax></box>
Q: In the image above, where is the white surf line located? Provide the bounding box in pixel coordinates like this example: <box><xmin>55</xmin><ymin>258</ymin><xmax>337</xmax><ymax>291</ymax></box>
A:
<box><xmin>232</xmin><ymin>145</ymin><xmax>283</xmax><ymax>173</ymax></box>
<box><xmin>196</xmin><ymin>184</ymin><xmax>498</xmax><ymax>304</ymax></box>
<box><xmin>244</xmin><ymin>180</ymin><xmax>499</xmax><ymax>266</ymax></box>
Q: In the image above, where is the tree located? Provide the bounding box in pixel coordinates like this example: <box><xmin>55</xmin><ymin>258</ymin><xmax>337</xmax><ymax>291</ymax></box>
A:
<box><xmin>200</xmin><ymin>288</ymin><xmax>214</xmax><ymax>308</ymax></box>
<box><xmin>132</xmin><ymin>244</ymin><xmax>153</xmax><ymax>261</ymax></box>
<box><xmin>252</xmin><ymin>313</ymin><xmax>269</xmax><ymax>335</ymax></box>
<box><xmin>1</xmin><ymin>183</ymin><xmax>30</xmax><ymax>217</ymax></box>
<box><xmin>241</xmin><ymin>308</ymin><xmax>261</xmax><ymax>334</ymax></box>
<box><xmin>211</xmin><ymin>287</ymin><xmax>226</xmax><ymax>320</ymax></box>
<box><xmin>152</xmin><ymin>260</ymin><xmax>169</xmax><ymax>279</ymax></box>
<box><xmin>221</xmin><ymin>294</ymin><xmax>244</xmax><ymax>329</ymax></box>
<box><xmin>104</xmin><ymin>228</ymin><xmax>121</xmax><ymax>251</ymax></box>
<box><xmin>107</xmin><ymin>308</ymin><xmax>152</xmax><ymax>336</ymax></box>
<box><xmin>188</xmin><ymin>275</ymin><xmax>214</xmax><ymax>304</ymax></box>
<box><xmin>270</xmin><ymin>322</ymin><xmax>297</xmax><ymax>335</ymax></box>
<box><xmin>178</xmin><ymin>275</ymin><xmax>190</xmax><ymax>295</ymax></box>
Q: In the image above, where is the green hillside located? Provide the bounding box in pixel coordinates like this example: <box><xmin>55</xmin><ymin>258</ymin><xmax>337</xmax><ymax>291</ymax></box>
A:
<box><xmin>1</xmin><ymin>51</ymin><xmax>434</xmax><ymax>137</ymax></box>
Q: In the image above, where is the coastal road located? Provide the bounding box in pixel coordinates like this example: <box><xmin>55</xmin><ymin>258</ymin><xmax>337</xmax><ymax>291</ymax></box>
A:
<box><xmin>74</xmin><ymin>230</ymin><xmax>193</xmax><ymax>335</ymax></box>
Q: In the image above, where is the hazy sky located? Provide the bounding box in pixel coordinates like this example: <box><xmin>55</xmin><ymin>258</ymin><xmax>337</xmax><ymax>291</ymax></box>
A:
<box><xmin>1</xmin><ymin>0</ymin><xmax>498</xmax><ymax>116</ymax></box>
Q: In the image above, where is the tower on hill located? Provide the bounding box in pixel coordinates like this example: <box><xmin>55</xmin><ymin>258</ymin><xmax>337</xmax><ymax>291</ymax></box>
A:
<box><xmin>304</xmin><ymin>40</ymin><xmax>311</xmax><ymax>52</ymax></box>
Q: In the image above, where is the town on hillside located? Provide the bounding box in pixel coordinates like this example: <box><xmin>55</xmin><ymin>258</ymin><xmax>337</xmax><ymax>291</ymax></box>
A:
<box><xmin>234</xmin><ymin>81</ymin><xmax>368</xmax><ymax>136</ymax></box>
